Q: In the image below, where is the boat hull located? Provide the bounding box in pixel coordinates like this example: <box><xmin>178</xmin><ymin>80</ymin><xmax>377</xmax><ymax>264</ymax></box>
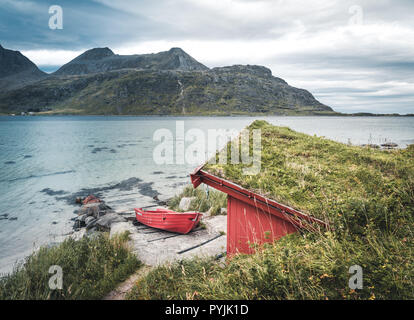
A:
<box><xmin>134</xmin><ymin>208</ymin><xmax>202</xmax><ymax>234</ymax></box>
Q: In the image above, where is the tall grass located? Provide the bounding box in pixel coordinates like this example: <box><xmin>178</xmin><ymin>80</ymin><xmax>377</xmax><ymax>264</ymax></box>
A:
<box><xmin>0</xmin><ymin>232</ymin><xmax>141</xmax><ymax>300</ymax></box>
<box><xmin>128</xmin><ymin>229</ymin><xmax>413</xmax><ymax>300</ymax></box>
<box><xmin>168</xmin><ymin>185</ymin><xmax>227</xmax><ymax>216</ymax></box>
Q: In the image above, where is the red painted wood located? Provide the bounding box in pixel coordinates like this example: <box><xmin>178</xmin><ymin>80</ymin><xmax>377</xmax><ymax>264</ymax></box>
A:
<box><xmin>190</xmin><ymin>168</ymin><xmax>328</xmax><ymax>256</ymax></box>
<box><xmin>227</xmin><ymin>196</ymin><xmax>298</xmax><ymax>256</ymax></box>
<box><xmin>134</xmin><ymin>208</ymin><xmax>202</xmax><ymax>234</ymax></box>
<box><xmin>190</xmin><ymin>169</ymin><xmax>327</xmax><ymax>228</ymax></box>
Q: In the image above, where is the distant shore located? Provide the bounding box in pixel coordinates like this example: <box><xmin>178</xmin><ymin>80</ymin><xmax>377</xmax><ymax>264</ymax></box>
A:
<box><xmin>2</xmin><ymin>112</ymin><xmax>414</xmax><ymax>117</ymax></box>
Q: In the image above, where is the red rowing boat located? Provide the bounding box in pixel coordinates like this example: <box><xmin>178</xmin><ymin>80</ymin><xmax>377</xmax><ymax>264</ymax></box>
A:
<box><xmin>134</xmin><ymin>208</ymin><xmax>202</xmax><ymax>234</ymax></box>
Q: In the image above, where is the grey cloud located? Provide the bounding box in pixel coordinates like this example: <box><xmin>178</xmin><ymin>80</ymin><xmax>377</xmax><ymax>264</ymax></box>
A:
<box><xmin>0</xmin><ymin>0</ymin><xmax>413</xmax><ymax>113</ymax></box>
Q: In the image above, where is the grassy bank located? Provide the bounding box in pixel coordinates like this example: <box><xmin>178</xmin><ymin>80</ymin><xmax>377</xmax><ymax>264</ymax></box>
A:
<box><xmin>0</xmin><ymin>232</ymin><xmax>141</xmax><ymax>300</ymax></box>
<box><xmin>128</xmin><ymin>231</ymin><xmax>412</xmax><ymax>300</ymax></box>
<box><xmin>206</xmin><ymin>120</ymin><xmax>414</xmax><ymax>236</ymax></box>
<box><xmin>128</xmin><ymin>121</ymin><xmax>414</xmax><ymax>300</ymax></box>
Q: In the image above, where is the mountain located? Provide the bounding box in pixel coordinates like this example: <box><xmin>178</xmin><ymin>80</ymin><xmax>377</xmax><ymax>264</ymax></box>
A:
<box><xmin>0</xmin><ymin>46</ymin><xmax>334</xmax><ymax>115</ymax></box>
<box><xmin>54</xmin><ymin>47</ymin><xmax>209</xmax><ymax>76</ymax></box>
<box><xmin>0</xmin><ymin>44</ymin><xmax>47</xmax><ymax>91</ymax></box>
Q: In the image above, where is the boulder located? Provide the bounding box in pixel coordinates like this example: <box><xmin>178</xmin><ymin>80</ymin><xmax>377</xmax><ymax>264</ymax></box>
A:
<box><xmin>86</xmin><ymin>227</ymin><xmax>100</xmax><ymax>239</ymax></box>
<box><xmin>77</xmin><ymin>214</ymin><xmax>87</xmax><ymax>222</ymax></box>
<box><xmin>96</xmin><ymin>213</ymin><xmax>126</xmax><ymax>231</ymax></box>
<box><xmin>179</xmin><ymin>197</ymin><xmax>196</xmax><ymax>211</ymax></box>
<box><xmin>85</xmin><ymin>216</ymin><xmax>95</xmax><ymax>224</ymax></box>
<box><xmin>78</xmin><ymin>202</ymin><xmax>111</xmax><ymax>218</ymax></box>
<box><xmin>73</xmin><ymin>221</ymin><xmax>82</xmax><ymax>230</ymax></box>
<box><xmin>85</xmin><ymin>216</ymin><xmax>97</xmax><ymax>229</ymax></box>
<box><xmin>220</xmin><ymin>208</ymin><xmax>227</xmax><ymax>215</ymax></box>
<box><xmin>78</xmin><ymin>203</ymin><xmax>99</xmax><ymax>216</ymax></box>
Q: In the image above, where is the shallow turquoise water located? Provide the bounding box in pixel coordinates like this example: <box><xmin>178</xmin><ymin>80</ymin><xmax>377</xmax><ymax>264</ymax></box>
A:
<box><xmin>0</xmin><ymin>115</ymin><xmax>413</xmax><ymax>273</ymax></box>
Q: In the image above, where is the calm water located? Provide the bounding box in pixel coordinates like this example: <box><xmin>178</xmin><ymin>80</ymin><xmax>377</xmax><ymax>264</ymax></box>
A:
<box><xmin>0</xmin><ymin>116</ymin><xmax>413</xmax><ymax>273</ymax></box>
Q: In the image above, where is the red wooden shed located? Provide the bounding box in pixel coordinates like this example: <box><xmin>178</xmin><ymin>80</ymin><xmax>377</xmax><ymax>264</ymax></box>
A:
<box><xmin>190</xmin><ymin>166</ymin><xmax>327</xmax><ymax>256</ymax></box>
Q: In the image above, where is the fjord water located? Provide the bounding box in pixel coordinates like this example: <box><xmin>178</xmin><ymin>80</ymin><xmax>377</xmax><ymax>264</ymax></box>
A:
<box><xmin>0</xmin><ymin>116</ymin><xmax>413</xmax><ymax>274</ymax></box>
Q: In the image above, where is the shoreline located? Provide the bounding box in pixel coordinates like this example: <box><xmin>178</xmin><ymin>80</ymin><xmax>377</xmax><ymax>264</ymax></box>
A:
<box><xmin>1</xmin><ymin>181</ymin><xmax>227</xmax><ymax>277</ymax></box>
<box><xmin>0</xmin><ymin>175</ymin><xmax>179</xmax><ymax>276</ymax></box>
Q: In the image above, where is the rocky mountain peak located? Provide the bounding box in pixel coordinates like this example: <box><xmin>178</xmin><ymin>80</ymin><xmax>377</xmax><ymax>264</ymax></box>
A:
<box><xmin>169</xmin><ymin>47</ymin><xmax>185</xmax><ymax>53</ymax></box>
<box><xmin>168</xmin><ymin>47</ymin><xmax>190</xmax><ymax>57</ymax></box>
<box><xmin>0</xmin><ymin>45</ymin><xmax>46</xmax><ymax>91</ymax></box>
<box><xmin>75</xmin><ymin>47</ymin><xmax>114</xmax><ymax>61</ymax></box>
<box><xmin>164</xmin><ymin>47</ymin><xmax>209</xmax><ymax>71</ymax></box>
<box><xmin>0</xmin><ymin>45</ymin><xmax>333</xmax><ymax>116</ymax></box>
<box><xmin>0</xmin><ymin>45</ymin><xmax>45</xmax><ymax>79</ymax></box>
<box><xmin>54</xmin><ymin>47</ymin><xmax>208</xmax><ymax>75</ymax></box>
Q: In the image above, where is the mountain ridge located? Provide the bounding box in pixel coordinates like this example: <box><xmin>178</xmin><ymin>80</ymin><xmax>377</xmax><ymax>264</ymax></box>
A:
<box><xmin>53</xmin><ymin>47</ymin><xmax>209</xmax><ymax>76</ymax></box>
<box><xmin>0</xmin><ymin>45</ymin><xmax>47</xmax><ymax>91</ymax></box>
<box><xmin>0</xmin><ymin>45</ymin><xmax>334</xmax><ymax>115</ymax></box>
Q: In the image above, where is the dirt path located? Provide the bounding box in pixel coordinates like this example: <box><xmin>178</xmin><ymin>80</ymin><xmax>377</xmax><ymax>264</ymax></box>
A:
<box><xmin>103</xmin><ymin>265</ymin><xmax>152</xmax><ymax>300</ymax></box>
<box><xmin>104</xmin><ymin>215</ymin><xmax>227</xmax><ymax>300</ymax></box>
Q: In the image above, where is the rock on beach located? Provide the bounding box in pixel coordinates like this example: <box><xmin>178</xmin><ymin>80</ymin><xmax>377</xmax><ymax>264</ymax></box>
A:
<box><xmin>179</xmin><ymin>197</ymin><xmax>196</xmax><ymax>211</ymax></box>
<box><xmin>96</xmin><ymin>213</ymin><xmax>126</xmax><ymax>231</ymax></box>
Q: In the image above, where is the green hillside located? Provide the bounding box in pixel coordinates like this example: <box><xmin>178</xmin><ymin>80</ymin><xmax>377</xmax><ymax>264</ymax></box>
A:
<box><xmin>0</xmin><ymin>66</ymin><xmax>335</xmax><ymax>116</ymax></box>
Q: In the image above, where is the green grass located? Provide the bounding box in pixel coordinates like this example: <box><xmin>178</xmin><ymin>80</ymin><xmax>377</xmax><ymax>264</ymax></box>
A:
<box><xmin>0</xmin><ymin>232</ymin><xmax>141</xmax><ymax>300</ymax></box>
<box><xmin>205</xmin><ymin>120</ymin><xmax>414</xmax><ymax>236</ymax></box>
<box><xmin>168</xmin><ymin>184</ymin><xmax>227</xmax><ymax>216</ymax></box>
<box><xmin>128</xmin><ymin>121</ymin><xmax>414</xmax><ymax>300</ymax></box>
<box><xmin>128</xmin><ymin>231</ymin><xmax>413</xmax><ymax>300</ymax></box>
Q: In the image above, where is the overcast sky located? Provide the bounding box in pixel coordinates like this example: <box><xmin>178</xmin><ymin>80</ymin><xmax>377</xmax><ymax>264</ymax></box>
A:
<box><xmin>1</xmin><ymin>0</ymin><xmax>413</xmax><ymax>114</ymax></box>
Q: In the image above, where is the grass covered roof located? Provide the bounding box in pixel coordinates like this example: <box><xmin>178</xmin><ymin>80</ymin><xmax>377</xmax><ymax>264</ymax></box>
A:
<box><xmin>129</xmin><ymin>120</ymin><xmax>413</xmax><ymax>300</ymax></box>
<box><xmin>204</xmin><ymin>120</ymin><xmax>414</xmax><ymax>234</ymax></box>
